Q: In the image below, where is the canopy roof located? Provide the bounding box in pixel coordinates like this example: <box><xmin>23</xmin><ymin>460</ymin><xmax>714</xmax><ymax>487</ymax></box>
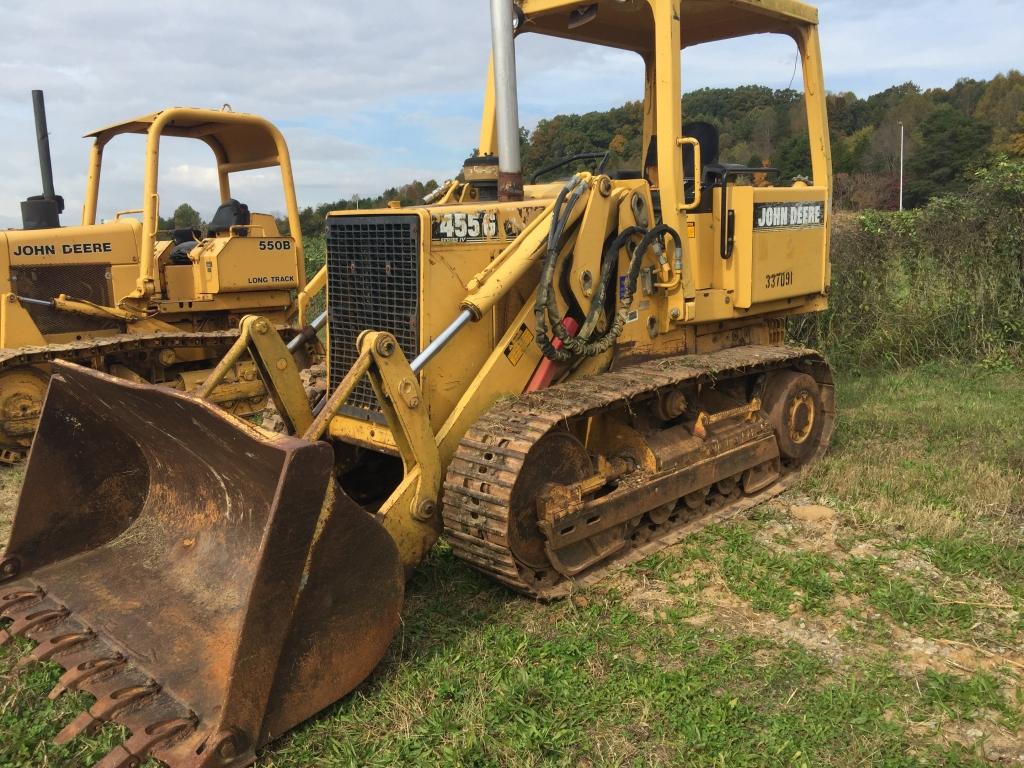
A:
<box><xmin>84</xmin><ymin>108</ymin><xmax>284</xmax><ymax>170</ymax></box>
<box><xmin>520</xmin><ymin>0</ymin><xmax>817</xmax><ymax>53</ymax></box>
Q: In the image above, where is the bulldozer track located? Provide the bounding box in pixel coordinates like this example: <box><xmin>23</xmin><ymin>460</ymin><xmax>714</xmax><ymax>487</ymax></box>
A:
<box><xmin>0</xmin><ymin>329</ymin><xmax>247</xmax><ymax>370</ymax></box>
<box><xmin>442</xmin><ymin>345</ymin><xmax>835</xmax><ymax>599</ymax></box>
<box><xmin>0</xmin><ymin>327</ymin><xmax>296</xmax><ymax>461</ymax></box>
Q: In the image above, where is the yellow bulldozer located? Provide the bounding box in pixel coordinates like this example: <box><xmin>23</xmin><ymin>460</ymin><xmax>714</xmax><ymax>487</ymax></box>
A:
<box><xmin>0</xmin><ymin>94</ymin><xmax>325</xmax><ymax>462</ymax></box>
<box><xmin>1</xmin><ymin>0</ymin><xmax>835</xmax><ymax>765</ymax></box>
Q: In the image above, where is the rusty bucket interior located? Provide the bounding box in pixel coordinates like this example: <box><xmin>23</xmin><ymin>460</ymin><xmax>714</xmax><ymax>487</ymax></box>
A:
<box><xmin>0</xmin><ymin>361</ymin><xmax>404</xmax><ymax>768</ymax></box>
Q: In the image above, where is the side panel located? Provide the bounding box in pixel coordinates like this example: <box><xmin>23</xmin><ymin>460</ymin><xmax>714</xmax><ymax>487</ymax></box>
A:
<box><xmin>5</xmin><ymin>220</ymin><xmax>140</xmax><ymax>267</ymax></box>
<box><xmin>194</xmin><ymin>236</ymin><xmax>299</xmax><ymax>295</ymax></box>
<box><xmin>714</xmin><ymin>186</ymin><xmax>829</xmax><ymax>310</ymax></box>
<box><xmin>0</xmin><ymin>221</ymin><xmax>139</xmax><ymax>339</ymax></box>
<box><xmin>421</xmin><ymin>203</ymin><xmax>547</xmax><ymax>432</ymax></box>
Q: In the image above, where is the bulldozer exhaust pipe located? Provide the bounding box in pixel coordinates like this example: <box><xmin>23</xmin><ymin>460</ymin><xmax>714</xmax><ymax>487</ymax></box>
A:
<box><xmin>33</xmin><ymin>90</ymin><xmax>57</xmax><ymax>201</ymax></box>
<box><xmin>20</xmin><ymin>90</ymin><xmax>65</xmax><ymax>230</ymax></box>
<box><xmin>490</xmin><ymin>0</ymin><xmax>524</xmax><ymax>202</ymax></box>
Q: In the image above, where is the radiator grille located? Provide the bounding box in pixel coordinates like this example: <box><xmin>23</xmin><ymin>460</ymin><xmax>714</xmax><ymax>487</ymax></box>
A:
<box><xmin>9</xmin><ymin>264</ymin><xmax>120</xmax><ymax>335</ymax></box>
<box><xmin>326</xmin><ymin>215</ymin><xmax>420</xmax><ymax>418</ymax></box>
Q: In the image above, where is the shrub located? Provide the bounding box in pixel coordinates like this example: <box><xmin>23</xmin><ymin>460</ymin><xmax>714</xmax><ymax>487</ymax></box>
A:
<box><xmin>791</xmin><ymin>158</ymin><xmax>1024</xmax><ymax>369</ymax></box>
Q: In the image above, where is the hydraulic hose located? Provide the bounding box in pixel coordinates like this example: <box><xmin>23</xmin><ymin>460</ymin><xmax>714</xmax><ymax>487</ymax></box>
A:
<box><xmin>626</xmin><ymin>224</ymin><xmax>683</xmax><ymax>306</ymax></box>
<box><xmin>577</xmin><ymin>226</ymin><xmax>646</xmax><ymax>340</ymax></box>
<box><xmin>534</xmin><ymin>176</ymin><xmax>590</xmax><ymax>362</ymax></box>
<box><xmin>533</xmin><ymin>181</ymin><xmax>686</xmax><ymax>364</ymax></box>
<box><xmin>561</xmin><ymin>226</ymin><xmax>647</xmax><ymax>358</ymax></box>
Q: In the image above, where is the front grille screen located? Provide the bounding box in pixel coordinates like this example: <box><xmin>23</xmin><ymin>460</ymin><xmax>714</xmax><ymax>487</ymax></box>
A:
<box><xmin>9</xmin><ymin>264</ymin><xmax>120</xmax><ymax>335</ymax></box>
<box><xmin>326</xmin><ymin>215</ymin><xmax>420</xmax><ymax>418</ymax></box>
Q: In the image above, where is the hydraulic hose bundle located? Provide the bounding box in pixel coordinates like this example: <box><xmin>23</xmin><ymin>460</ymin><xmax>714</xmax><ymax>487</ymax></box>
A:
<box><xmin>534</xmin><ymin>177</ymin><xmax>683</xmax><ymax>363</ymax></box>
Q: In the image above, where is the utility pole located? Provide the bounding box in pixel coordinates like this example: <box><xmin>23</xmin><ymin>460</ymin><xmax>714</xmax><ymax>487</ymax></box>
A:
<box><xmin>898</xmin><ymin>121</ymin><xmax>905</xmax><ymax>212</ymax></box>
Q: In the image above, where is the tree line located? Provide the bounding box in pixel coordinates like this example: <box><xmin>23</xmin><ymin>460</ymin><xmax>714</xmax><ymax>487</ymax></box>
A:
<box><xmin>162</xmin><ymin>71</ymin><xmax>1023</xmax><ymax>237</ymax></box>
<box><xmin>521</xmin><ymin>70</ymin><xmax>1023</xmax><ymax>211</ymax></box>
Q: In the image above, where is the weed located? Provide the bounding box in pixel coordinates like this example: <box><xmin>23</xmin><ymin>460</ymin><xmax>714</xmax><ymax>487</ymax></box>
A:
<box><xmin>918</xmin><ymin>670</ymin><xmax>1011</xmax><ymax>721</ymax></box>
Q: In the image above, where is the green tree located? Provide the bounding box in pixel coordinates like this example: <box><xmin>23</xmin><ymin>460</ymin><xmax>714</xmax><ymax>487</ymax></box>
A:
<box><xmin>905</xmin><ymin>105</ymin><xmax>992</xmax><ymax>207</ymax></box>
<box><xmin>776</xmin><ymin>134</ymin><xmax>811</xmax><ymax>180</ymax></box>
<box><xmin>172</xmin><ymin>203</ymin><xmax>203</xmax><ymax>230</ymax></box>
<box><xmin>1011</xmin><ymin>113</ymin><xmax>1024</xmax><ymax>157</ymax></box>
<box><xmin>974</xmin><ymin>70</ymin><xmax>1024</xmax><ymax>150</ymax></box>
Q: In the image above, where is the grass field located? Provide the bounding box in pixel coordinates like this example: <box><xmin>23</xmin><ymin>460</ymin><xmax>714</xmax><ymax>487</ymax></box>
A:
<box><xmin>1</xmin><ymin>364</ymin><xmax>1022</xmax><ymax>767</ymax></box>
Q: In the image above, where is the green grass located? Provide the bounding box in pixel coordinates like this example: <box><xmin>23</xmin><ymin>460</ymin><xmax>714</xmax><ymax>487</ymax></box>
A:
<box><xmin>918</xmin><ymin>670</ymin><xmax>1012</xmax><ymax>723</ymax></box>
<box><xmin>1</xmin><ymin>364</ymin><xmax>1022</xmax><ymax>767</ymax></box>
<box><xmin>805</xmin><ymin>363</ymin><xmax>1024</xmax><ymax>538</ymax></box>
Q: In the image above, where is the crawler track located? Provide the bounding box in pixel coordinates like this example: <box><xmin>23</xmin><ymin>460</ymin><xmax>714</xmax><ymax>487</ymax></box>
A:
<box><xmin>442</xmin><ymin>345</ymin><xmax>835</xmax><ymax>599</ymax></box>
<box><xmin>0</xmin><ymin>327</ymin><xmax>296</xmax><ymax>459</ymax></box>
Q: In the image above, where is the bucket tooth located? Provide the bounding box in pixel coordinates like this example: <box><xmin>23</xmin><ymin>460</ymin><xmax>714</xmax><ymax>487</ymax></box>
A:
<box><xmin>95</xmin><ymin>713</ymin><xmax>197</xmax><ymax>768</ymax></box>
<box><xmin>12</xmin><ymin>608</ymin><xmax>91</xmax><ymax>665</ymax></box>
<box><xmin>17</xmin><ymin>628</ymin><xmax>95</xmax><ymax>668</ymax></box>
<box><xmin>1</xmin><ymin>606</ymin><xmax>68</xmax><ymax>645</ymax></box>
<box><xmin>55</xmin><ymin>710</ymin><xmax>110</xmax><ymax>746</ymax></box>
<box><xmin>94</xmin><ymin>695</ymin><xmax>197</xmax><ymax>768</ymax></box>
<box><xmin>48</xmin><ymin>650</ymin><xmax>126</xmax><ymax>700</ymax></box>
<box><xmin>0</xmin><ymin>586</ymin><xmax>44</xmax><ymax>616</ymax></box>
<box><xmin>54</xmin><ymin>672</ymin><xmax>160</xmax><ymax>745</ymax></box>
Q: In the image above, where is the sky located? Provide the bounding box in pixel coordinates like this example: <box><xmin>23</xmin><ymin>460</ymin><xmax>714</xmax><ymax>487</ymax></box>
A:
<box><xmin>0</xmin><ymin>0</ymin><xmax>1020</xmax><ymax>229</ymax></box>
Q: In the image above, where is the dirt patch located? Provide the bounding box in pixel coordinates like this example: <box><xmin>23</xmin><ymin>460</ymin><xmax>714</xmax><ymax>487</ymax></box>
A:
<box><xmin>686</xmin><ymin>574</ymin><xmax>855</xmax><ymax>662</ymax></box>
<box><xmin>898</xmin><ymin>631</ymin><xmax>1024</xmax><ymax>680</ymax></box>
<box><xmin>755</xmin><ymin>515</ymin><xmax>845</xmax><ymax>558</ymax></box>
<box><xmin>614</xmin><ymin>561</ymin><xmax>862</xmax><ymax>664</ymax></box>
<box><xmin>790</xmin><ymin>504</ymin><xmax>840</xmax><ymax>524</ymax></box>
<box><xmin>911</xmin><ymin>717</ymin><xmax>1024</xmax><ymax>765</ymax></box>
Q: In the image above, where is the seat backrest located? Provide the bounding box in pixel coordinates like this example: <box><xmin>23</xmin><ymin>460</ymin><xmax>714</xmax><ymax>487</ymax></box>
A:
<box><xmin>643</xmin><ymin>121</ymin><xmax>721</xmax><ymax>183</ymax></box>
<box><xmin>207</xmin><ymin>199</ymin><xmax>251</xmax><ymax>236</ymax></box>
<box><xmin>681</xmin><ymin>121</ymin><xmax>720</xmax><ymax>181</ymax></box>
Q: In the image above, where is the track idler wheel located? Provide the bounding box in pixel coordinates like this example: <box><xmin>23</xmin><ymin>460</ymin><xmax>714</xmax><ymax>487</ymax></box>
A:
<box><xmin>0</xmin><ymin>365</ymin><xmax>49</xmax><ymax>454</ymax></box>
<box><xmin>762</xmin><ymin>371</ymin><xmax>824</xmax><ymax>465</ymax></box>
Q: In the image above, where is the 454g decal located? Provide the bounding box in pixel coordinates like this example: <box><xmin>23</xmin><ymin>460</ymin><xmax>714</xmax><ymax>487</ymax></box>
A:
<box><xmin>431</xmin><ymin>211</ymin><xmax>499</xmax><ymax>243</ymax></box>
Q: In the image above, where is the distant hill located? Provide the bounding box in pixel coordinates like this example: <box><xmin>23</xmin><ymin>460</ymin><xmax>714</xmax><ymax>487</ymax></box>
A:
<box><xmin>522</xmin><ymin>72</ymin><xmax>1023</xmax><ymax>211</ymax></box>
<box><xmin>293</xmin><ymin>72</ymin><xmax>1023</xmax><ymax>236</ymax></box>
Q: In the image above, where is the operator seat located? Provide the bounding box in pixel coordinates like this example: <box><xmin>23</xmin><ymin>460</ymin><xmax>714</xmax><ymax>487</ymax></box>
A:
<box><xmin>643</xmin><ymin>121</ymin><xmax>721</xmax><ymax>219</ymax></box>
<box><xmin>643</xmin><ymin>122</ymin><xmax>721</xmax><ymax>182</ymax></box>
<box><xmin>207</xmin><ymin>199</ymin><xmax>251</xmax><ymax>237</ymax></box>
<box><xmin>168</xmin><ymin>228</ymin><xmax>201</xmax><ymax>266</ymax></box>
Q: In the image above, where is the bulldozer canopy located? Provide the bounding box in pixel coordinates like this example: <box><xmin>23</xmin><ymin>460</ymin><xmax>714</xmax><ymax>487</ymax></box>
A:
<box><xmin>85</xmin><ymin>108</ymin><xmax>285</xmax><ymax>171</ymax></box>
<box><xmin>520</xmin><ymin>0</ymin><xmax>818</xmax><ymax>52</ymax></box>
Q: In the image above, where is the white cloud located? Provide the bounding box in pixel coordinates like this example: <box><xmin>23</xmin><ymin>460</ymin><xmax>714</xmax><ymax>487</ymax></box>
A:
<box><xmin>1</xmin><ymin>0</ymin><xmax>1020</xmax><ymax>224</ymax></box>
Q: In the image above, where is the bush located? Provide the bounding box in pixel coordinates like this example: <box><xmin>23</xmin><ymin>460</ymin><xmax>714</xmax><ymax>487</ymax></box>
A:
<box><xmin>300</xmin><ymin>235</ymin><xmax>327</xmax><ymax>320</ymax></box>
<box><xmin>791</xmin><ymin>158</ymin><xmax>1024</xmax><ymax>369</ymax></box>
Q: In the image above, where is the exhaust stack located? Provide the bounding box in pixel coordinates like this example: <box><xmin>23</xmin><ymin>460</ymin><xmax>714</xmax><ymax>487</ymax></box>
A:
<box><xmin>490</xmin><ymin>0</ymin><xmax>524</xmax><ymax>202</ymax></box>
<box><xmin>20</xmin><ymin>90</ymin><xmax>65</xmax><ymax>230</ymax></box>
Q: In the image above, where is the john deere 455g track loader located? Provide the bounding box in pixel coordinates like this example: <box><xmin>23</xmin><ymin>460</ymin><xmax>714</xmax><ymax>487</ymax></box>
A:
<box><xmin>2</xmin><ymin>1</ymin><xmax>834</xmax><ymax>765</ymax></box>
<box><xmin>0</xmin><ymin>97</ymin><xmax>324</xmax><ymax>462</ymax></box>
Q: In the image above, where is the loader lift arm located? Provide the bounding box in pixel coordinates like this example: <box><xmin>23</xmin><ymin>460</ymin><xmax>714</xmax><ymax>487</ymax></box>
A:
<box><xmin>201</xmin><ymin>314</ymin><xmax>444</xmax><ymax>570</ymax></box>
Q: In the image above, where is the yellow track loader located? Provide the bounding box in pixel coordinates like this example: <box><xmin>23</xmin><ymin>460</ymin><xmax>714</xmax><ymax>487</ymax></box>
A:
<box><xmin>0</xmin><ymin>95</ymin><xmax>325</xmax><ymax>462</ymax></box>
<box><xmin>2</xmin><ymin>1</ymin><xmax>835</xmax><ymax>765</ymax></box>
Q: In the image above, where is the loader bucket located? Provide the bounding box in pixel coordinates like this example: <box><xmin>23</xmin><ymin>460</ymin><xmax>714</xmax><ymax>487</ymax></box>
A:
<box><xmin>0</xmin><ymin>361</ymin><xmax>404</xmax><ymax>768</ymax></box>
